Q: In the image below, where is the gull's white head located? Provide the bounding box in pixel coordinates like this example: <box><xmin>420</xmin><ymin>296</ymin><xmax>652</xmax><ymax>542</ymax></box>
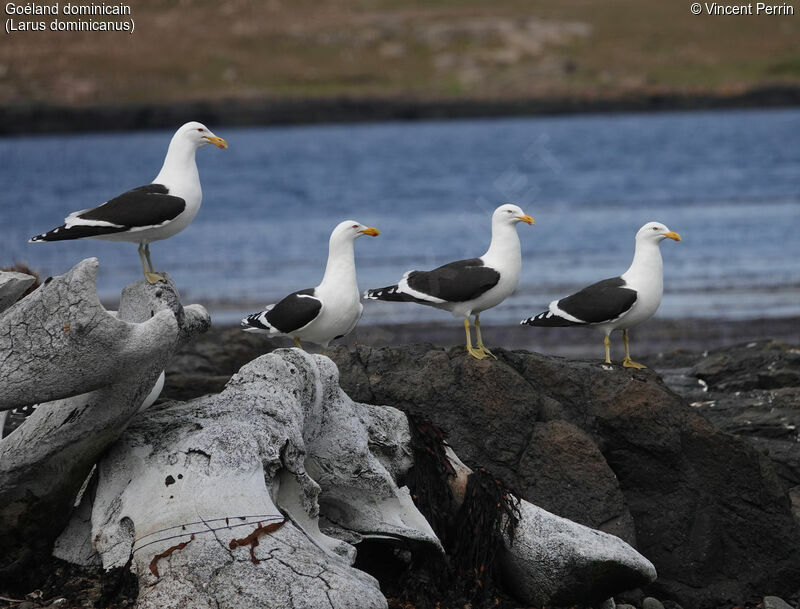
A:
<box><xmin>173</xmin><ymin>121</ymin><xmax>228</xmax><ymax>150</ymax></box>
<box><xmin>636</xmin><ymin>221</ymin><xmax>682</xmax><ymax>243</ymax></box>
<box><xmin>492</xmin><ymin>203</ymin><xmax>535</xmax><ymax>226</ymax></box>
<box><xmin>331</xmin><ymin>220</ymin><xmax>381</xmax><ymax>244</ymax></box>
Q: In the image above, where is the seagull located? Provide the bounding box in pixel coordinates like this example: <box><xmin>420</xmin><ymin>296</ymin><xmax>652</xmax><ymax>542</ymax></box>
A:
<box><xmin>365</xmin><ymin>204</ymin><xmax>534</xmax><ymax>360</ymax></box>
<box><xmin>29</xmin><ymin>121</ymin><xmax>227</xmax><ymax>284</ymax></box>
<box><xmin>521</xmin><ymin>221</ymin><xmax>681</xmax><ymax>368</ymax></box>
<box><xmin>241</xmin><ymin>220</ymin><xmax>380</xmax><ymax>351</ymax></box>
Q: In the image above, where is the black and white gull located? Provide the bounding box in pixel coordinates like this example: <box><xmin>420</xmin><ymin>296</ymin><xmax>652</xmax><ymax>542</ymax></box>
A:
<box><xmin>30</xmin><ymin>121</ymin><xmax>227</xmax><ymax>284</ymax></box>
<box><xmin>366</xmin><ymin>203</ymin><xmax>534</xmax><ymax>360</ymax></box>
<box><xmin>241</xmin><ymin>220</ymin><xmax>380</xmax><ymax>351</ymax></box>
<box><xmin>521</xmin><ymin>221</ymin><xmax>681</xmax><ymax>368</ymax></box>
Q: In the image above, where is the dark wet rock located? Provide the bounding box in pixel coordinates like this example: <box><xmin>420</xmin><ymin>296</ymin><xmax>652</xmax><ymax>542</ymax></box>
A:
<box><xmin>328</xmin><ymin>344</ymin><xmax>800</xmax><ymax>609</ymax></box>
<box><xmin>331</xmin><ymin>343</ymin><xmax>641</xmax><ymax>539</ymax></box>
<box><xmin>655</xmin><ymin>341</ymin><xmax>800</xmax><ymax>506</ymax></box>
<box><xmin>161</xmin><ymin>326</ymin><xmax>276</xmax><ymax>401</ymax></box>
<box><xmin>693</xmin><ymin>340</ymin><xmax>800</xmax><ymax>392</ymax></box>
<box><xmin>643</xmin><ymin>598</ymin><xmax>666</xmax><ymax>609</ymax></box>
<box><xmin>513</xmin><ymin>419</ymin><xmax>636</xmax><ymax>545</ymax></box>
<box><xmin>693</xmin><ymin>388</ymin><xmax>800</xmax><ymax>489</ymax></box>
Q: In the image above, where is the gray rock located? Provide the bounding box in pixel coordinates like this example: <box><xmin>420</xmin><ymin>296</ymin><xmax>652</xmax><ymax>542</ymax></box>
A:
<box><xmin>643</xmin><ymin>597</ymin><xmax>666</xmax><ymax>609</ymax></box>
<box><xmin>663</xmin><ymin>343</ymin><xmax>800</xmax><ymax>500</ymax></box>
<box><xmin>501</xmin><ymin>501</ymin><xmax>656</xmax><ymax>606</ymax></box>
<box><xmin>764</xmin><ymin>596</ymin><xmax>796</xmax><ymax>609</ymax></box>
<box><xmin>0</xmin><ymin>270</ymin><xmax>35</xmax><ymax>313</ymax></box>
<box><xmin>790</xmin><ymin>485</ymin><xmax>800</xmax><ymax>521</ymax></box>
<box><xmin>616</xmin><ymin>604</ymin><xmax>637</xmax><ymax>609</ymax></box>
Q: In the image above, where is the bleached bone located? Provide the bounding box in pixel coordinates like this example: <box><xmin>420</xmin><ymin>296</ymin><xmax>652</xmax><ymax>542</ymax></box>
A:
<box><xmin>0</xmin><ymin>259</ymin><xmax>206</xmax><ymax>411</ymax></box>
<box><xmin>81</xmin><ymin>350</ymin><xmax>439</xmax><ymax>609</ymax></box>
<box><xmin>0</xmin><ymin>258</ymin><xmax>209</xmax><ymax>581</ymax></box>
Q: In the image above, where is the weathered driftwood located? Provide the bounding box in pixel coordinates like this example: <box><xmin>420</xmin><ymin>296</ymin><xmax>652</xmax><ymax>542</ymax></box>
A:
<box><xmin>58</xmin><ymin>349</ymin><xmax>655</xmax><ymax>609</ymax></box>
<box><xmin>0</xmin><ymin>258</ymin><xmax>210</xmax><ymax>580</ymax></box>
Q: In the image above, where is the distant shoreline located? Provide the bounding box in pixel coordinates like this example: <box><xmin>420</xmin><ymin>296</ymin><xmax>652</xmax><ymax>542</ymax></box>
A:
<box><xmin>3</xmin><ymin>84</ymin><xmax>800</xmax><ymax>135</ymax></box>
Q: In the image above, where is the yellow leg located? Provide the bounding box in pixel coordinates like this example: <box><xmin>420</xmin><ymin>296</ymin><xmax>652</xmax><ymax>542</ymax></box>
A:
<box><xmin>603</xmin><ymin>334</ymin><xmax>612</xmax><ymax>364</ymax></box>
<box><xmin>144</xmin><ymin>243</ymin><xmax>156</xmax><ymax>273</ymax></box>
<box><xmin>464</xmin><ymin>317</ymin><xmax>487</xmax><ymax>360</ymax></box>
<box><xmin>474</xmin><ymin>314</ymin><xmax>496</xmax><ymax>359</ymax></box>
<box><xmin>138</xmin><ymin>244</ymin><xmax>165</xmax><ymax>284</ymax></box>
<box><xmin>294</xmin><ymin>337</ymin><xmax>303</xmax><ymax>350</ymax></box>
<box><xmin>621</xmin><ymin>330</ymin><xmax>647</xmax><ymax>369</ymax></box>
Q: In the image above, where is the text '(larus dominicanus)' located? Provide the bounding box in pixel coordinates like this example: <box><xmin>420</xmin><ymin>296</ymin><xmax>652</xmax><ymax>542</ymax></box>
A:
<box><xmin>365</xmin><ymin>204</ymin><xmax>534</xmax><ymax>360</ymax></box>
<box><xmin>521</xmin><ymin>221</ymin><xmax>681</xmax><ymax>368</ymax></box>
<box><xmin>29</xmin><ymin>121</ymin><xmax>227</xmax><ymax>284</ymax></box>
<box><xmin>241</xmin><ymin>220</ymin><xmax>380</xmax><ymax>350</ymax></box>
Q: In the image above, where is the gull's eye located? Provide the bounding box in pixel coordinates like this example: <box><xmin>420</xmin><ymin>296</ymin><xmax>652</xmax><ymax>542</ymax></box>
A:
<box><xmin>506</xmin><ymin>209</ymin><xmax>513</xmax><ymax>214</ymax></box>
<box><xmin>197</xmin><ymin>128</ymin><xmax>204</xmax><ymax>132</ymax></box>
<box><xmin>652</xmin><ymin>226</ymin><xmax>659</xmax><ymax>231</ymax></box>
<box><xmin>352</xmin><ymin>224</ymin><xmax>359</xmax><ymax>229</ymax></box>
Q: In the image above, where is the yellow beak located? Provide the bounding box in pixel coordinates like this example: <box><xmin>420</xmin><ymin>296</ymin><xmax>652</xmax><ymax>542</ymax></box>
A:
<box><xmin>359</xmin><ymin>226</ymin><xmax>380</xmax><ymax>237</ymax></box>
<box><xmin>517</xmin><ymin>214</ymin><xmax>535</xmax><ymax>225</ymax></box>
<box><xmin>664</xmin><ymin>231</ymin><xmax>681</xmax><ymax>241</ymax></box>
<box><xmin>204</xmin><ymin>135</ymin><xmax>228</xmax><ymax>149</ymax></box>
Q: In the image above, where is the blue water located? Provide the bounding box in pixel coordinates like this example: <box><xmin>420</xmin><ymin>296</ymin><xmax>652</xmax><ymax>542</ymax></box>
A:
<box><xmin>1</xmin><ymin>108</ymin><xmax>799</xmax><ymax>325</ymax></box>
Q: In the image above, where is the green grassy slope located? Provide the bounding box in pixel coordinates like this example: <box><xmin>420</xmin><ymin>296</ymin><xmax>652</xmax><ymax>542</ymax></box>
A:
<box><xmin>2</xmin><ymin>0</ymin><xmax>799</xmax><ymax>107</ymax></box>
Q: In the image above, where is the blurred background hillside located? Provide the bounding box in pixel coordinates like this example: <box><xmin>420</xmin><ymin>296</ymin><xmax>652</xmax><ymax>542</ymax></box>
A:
<box><xmin>2</xmin><ymin>0</ymin><xmax>800</xmax><ymax>113</ymax></box>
